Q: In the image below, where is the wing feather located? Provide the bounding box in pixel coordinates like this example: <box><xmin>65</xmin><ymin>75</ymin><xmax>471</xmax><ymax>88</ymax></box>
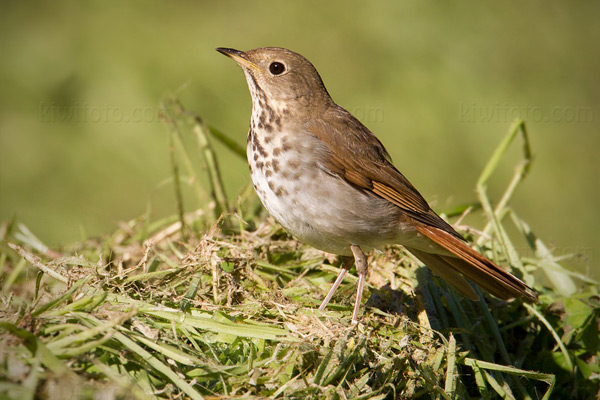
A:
<box><xmin>306</xmin><ymin>106</ymin><xmax>461</xmax><ymax>238</ymax></box>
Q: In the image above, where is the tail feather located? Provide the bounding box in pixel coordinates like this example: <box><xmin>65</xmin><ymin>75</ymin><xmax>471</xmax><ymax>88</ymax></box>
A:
<box><xmin>413</xmin><ymin>224</ymin><xmax>538</xmax><ymax>302</ymax></box>
<box><xmin>408</xmin><ymin>248</ymin><xmax>479</xmax><ymax>300</ymax></box>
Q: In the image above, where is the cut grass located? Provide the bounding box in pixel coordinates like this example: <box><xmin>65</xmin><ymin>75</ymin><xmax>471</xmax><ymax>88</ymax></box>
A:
<box><xmin>1</xmin><ymin>106</ymin><xmax>598</xmax><ymax>399</ymax></box>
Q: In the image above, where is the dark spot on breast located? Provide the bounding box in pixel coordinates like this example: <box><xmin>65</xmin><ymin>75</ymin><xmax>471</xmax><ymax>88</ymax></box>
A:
<box><xmin>265</xmin><ymin>169</ymin><xmax>272</xmax><ymax>177</ymax></box>
<box><xmin>256</xmin><ymin>161</ymin><xmax>264</xmax><ymax>170</ymax></box>
<box><xmin>281</xmin><ymin>142</ymin><xmax>292</xmax><ymax>152</ymax></box>
<box><xmin>254</xmin><ymin>140</ymin><xmax>267</xmax><ymax>157</ymax></box>
<box><xmin>288</xmin><ymin>159</ymin><xmax>300</xmax><ymax>169</ymax></box>
<box><xmin>273</xmin><ymin>147</ymin><xmax>282</xmax><ymax>156</ymax></box>
<box><xmin>267</xmin><ymin>180</ymin><xmax>276</xmax><ymax>192</ymax></box>
<box><xmin>247</xmin><ymin>128</ymin><xmax>254</xmax><ymax>142</ymax></box>
<box><xmin>272</xmin><ymin>159</ymin><xmax>279</xmax><ymax>172</ymax></box>
<box><xmin>275</xmin><ymin>187</ymin><xmax>288</xmax><ymax>197</ymax></box>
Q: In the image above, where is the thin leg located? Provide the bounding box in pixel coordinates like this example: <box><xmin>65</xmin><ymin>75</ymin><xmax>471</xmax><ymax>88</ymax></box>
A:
<box><xmin>350</xmin><ymin>245</ymin><xmax>368</xmax><ymax>324</ymax></box>
<box><xmin>318</xmin><ymin>256</ymin><xmax>354</xmax><ymax>311</ymax></box>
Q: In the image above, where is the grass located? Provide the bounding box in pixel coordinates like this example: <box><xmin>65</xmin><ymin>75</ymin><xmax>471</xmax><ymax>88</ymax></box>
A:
<box><xmin>1</xmin><ymin>101</ymin><xmax>598</xmax><ymax>399</ymax></box>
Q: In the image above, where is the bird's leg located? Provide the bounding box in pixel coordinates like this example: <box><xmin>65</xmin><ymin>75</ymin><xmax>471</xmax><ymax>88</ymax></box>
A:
<box><xmin>318</xmin><ymin>245</ymin><xmax>368</xmax><ymax>323</ymax></box>
<box><xmin>350</xmin><ymin>245</ymin><xmax>367</xmax><ymax>324</ymax></box>
<box><xmin>318</xmin><ymin>255</ymin><xmax>354</xmax><ymax>312</ymax></box>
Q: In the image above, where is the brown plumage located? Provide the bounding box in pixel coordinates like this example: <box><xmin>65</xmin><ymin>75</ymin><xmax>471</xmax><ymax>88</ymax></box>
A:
<box><xmin>217</xmin><ymin>46</ymin><xmax>537</xmax><ymax>323</ymax></box>
<box><xmin>306</xmin><ymin>104</ymin><xmax>537</xmax><ymax>304</ymax></box>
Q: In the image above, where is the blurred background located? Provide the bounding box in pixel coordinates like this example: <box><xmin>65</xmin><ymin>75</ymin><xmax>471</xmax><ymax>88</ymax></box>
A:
<box><xmin>1</xmin><ymin>1</ymin><xmax>598</xmax><ymax>278</ymax></box>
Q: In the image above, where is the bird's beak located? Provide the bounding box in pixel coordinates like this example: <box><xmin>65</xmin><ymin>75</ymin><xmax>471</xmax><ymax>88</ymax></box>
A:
<box><xmin>216</xmin><ymin>47</ymin><xmax>262</xmax><ymax>73</ymax></box>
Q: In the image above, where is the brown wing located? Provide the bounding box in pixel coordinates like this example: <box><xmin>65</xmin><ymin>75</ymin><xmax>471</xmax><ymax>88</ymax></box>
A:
<box><xmin>305</xmin><ymin>105</ymin><xmax>463</xmax><ymax>240</ymax></box>
<box><xmin>305</xmin><ymin>105</ymin><xmax>538</xmax><ymax>303</ymax></box>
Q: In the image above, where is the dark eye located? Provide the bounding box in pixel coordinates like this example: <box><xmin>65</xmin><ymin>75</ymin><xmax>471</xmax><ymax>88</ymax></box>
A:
<box><xmin>269</xmin><ymin>62</ymin><xmax>285</xmax><ymax>75</ymax></box>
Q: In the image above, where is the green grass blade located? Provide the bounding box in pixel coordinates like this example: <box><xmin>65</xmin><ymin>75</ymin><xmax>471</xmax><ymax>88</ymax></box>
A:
<box><xmin>142</xmin><ymin>309</ymin><xmax>296</xmax><ymax>341</ymax></box>
<box><xmin>0</xmin><ymin>322</ymin><xmax>75</xmax><ymax>377</ymax></box>
<box><xmin>464</xmin><ymin>357</ymin><xmax>555</xmax><ymax>400</ymax></box>
<box><xmin>444</xmin><ymin>334</ymin><xmax>457</xmax><ymax>398</ymax></box>
<box><xmin>525</xmin><ymin>304</ymin><xmax>573</xmax><ymax>373</ymax></box>
<box><xmin>81</xmin><ymin>314</ymin><xmax>206</xmax><ymax>400</ymax></box>
<box><xmin>208</xmin><ymin>125</ymin><xmax>246</xmax><ymax>160</ymax></box>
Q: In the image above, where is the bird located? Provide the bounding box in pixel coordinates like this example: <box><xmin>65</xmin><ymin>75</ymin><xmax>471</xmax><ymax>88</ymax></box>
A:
<box><xmin>216</xmin><ymin>46</ymin><xmax>537</xmax><ymax>323</ymax></box>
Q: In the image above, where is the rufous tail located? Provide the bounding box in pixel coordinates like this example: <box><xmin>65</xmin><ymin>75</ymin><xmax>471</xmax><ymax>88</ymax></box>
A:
<box><xmin>407</xmin><ymin>225</ymin><xmax>538</xmax><ymax>302</ymax></box>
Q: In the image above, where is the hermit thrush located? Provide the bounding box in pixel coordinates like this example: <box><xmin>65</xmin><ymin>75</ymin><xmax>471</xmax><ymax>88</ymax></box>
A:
<box><xmin>217</xmin><ymin>47</ymin><xmax>537</xmax><ymax>323</ymax></box>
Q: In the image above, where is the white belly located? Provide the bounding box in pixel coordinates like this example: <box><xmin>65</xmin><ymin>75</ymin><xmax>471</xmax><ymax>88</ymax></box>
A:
<box><xmin>247</xmin><ymin>130</ymin><xmax>419</xmax><ymax>256</ymax></box>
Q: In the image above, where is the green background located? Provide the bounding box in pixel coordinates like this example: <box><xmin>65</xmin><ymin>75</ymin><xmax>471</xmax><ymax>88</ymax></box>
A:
<box><xmin>1</xmin><ymin>1</ymin><xmax>598</xmax><ymax>278</ymax></box>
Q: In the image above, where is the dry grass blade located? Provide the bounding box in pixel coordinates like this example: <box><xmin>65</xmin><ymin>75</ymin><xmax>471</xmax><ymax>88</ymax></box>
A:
<box><xmin>7</xmin><ymin>242</ymin><xmax>68</xmax><ymax>284</ymax></box>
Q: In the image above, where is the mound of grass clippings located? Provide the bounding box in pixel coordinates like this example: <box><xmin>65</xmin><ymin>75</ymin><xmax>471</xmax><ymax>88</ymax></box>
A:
<box><xmin>1</xmin><ymin>105</ymin><xmax>598</xmax><ymax>399</ymax></box>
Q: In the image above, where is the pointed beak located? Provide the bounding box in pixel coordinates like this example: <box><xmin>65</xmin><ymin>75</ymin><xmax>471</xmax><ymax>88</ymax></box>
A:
<box><xmin>216</xmin><ymin>47</ymin><xmax>262</xmax><ymax>73</ymax></box>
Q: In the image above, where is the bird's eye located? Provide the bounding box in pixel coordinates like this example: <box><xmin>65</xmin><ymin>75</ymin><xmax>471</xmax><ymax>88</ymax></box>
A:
<box><xmin>269</xmin><ymin>62</ymin><xmax>285</xmax><ymax>75</ymax></box>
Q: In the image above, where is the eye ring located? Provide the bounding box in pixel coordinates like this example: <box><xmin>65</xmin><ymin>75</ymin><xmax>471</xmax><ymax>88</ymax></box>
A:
<box><xmin>269</xmin><ymin>62</ymin><xmax>286</xmax><ymax>75</ymax></box>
